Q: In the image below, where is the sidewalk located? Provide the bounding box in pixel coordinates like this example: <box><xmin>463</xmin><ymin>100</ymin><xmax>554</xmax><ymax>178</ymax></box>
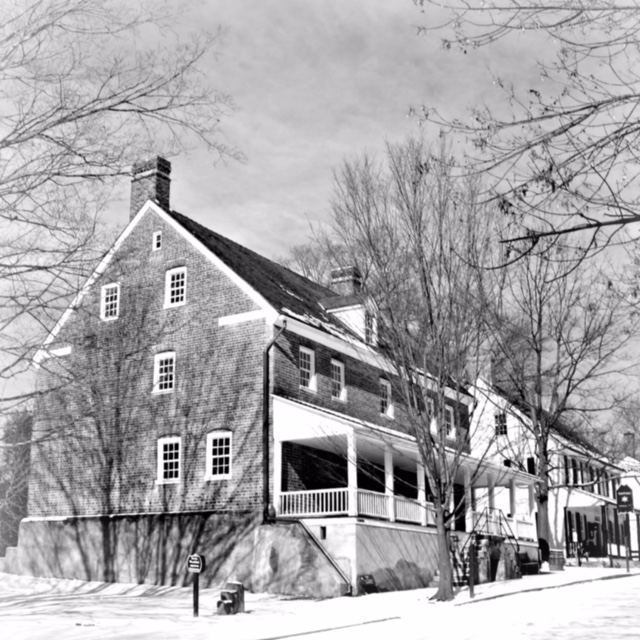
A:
<box><xmin>1</xmin><ymin>567</ymin><xmax>640</xmax><ymax>640</ymax></box>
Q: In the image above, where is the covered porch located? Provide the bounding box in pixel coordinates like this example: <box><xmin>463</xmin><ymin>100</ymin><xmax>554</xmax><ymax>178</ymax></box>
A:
<box><xmin>273</xmin><ymin>396</ymin><xmax>537</xmax><ymax>541</ymax></box>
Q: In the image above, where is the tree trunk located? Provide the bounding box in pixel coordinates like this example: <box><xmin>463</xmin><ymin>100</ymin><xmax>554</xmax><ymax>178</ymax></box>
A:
<box><xmin>430</xmin><ymin>504</ymin><xmax>454</xmax><ymax>601</ymax></box>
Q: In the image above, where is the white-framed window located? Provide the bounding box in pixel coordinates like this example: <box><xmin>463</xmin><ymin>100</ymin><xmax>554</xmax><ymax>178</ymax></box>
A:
<box><xmin>427</xmin><ymin>397</ymin><xmax>436</xmax><ymax>432</ymax></box>
<box><xmin>205</xmin><ymin>431</ymin><xmax>232</xmax><ymax>480</ymax></box>
<box><xmin>299</xmin><ymin>347</ymin><xmax>316</xmax><ymax>391</ymax></box>
<box><xmin>445</xmin><ymin>405</ymin><xmax>456</xmax><ymax>436</ymax></box>
<box><xmin>157</xmin><ymin>436</ymin><xmax>181</xmax><ymax>484</ymax></box>
<box><xmin>153</xmin><ymin>351</ymin><xmax>175</xmax><ymax>393</ymax></box>
<box><xmin>380</xmin><ymin>379</ymin><xmax>393</xmax><ymax>418</ymax></box>
<box><xmin>164</xmin><ymin>267</ymin><xmax>187</xmax><ymax>308</ymax></box>
<box><xmin>364</xmin><ymin>311</ymin><xmax>377</xmax><ymax>345</ymax></box>
<box><xmin>153</xmin><ymin>230</ymin><xmax>163</xmax><ymax>251</ymax></box>
<box><xmin>100</xmin><ymin>283</ymin><xmax>120</xmax><ymax>321</ymax></box>
<box><xmin>495</xmin><ymin>412</ymin><xmax>508</xmax><ymax>436</ymax></box>
<box><xmin>330</xmin><ymin>359</ymin><xmax>346</xmax><ymax>401</ymax></box>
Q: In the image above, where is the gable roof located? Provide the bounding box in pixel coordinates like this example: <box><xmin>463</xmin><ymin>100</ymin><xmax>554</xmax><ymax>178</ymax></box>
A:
<box><xmin>168</xmin><ymin>210</ymin><xmax>360</xmax><ymax>336</ymax></box>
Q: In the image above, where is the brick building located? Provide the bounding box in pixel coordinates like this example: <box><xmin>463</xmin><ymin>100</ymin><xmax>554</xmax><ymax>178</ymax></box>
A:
<box><xmin>5</xmin><ymin>158</ymin><xmax>538</xmax><ymax>595</ymax></box>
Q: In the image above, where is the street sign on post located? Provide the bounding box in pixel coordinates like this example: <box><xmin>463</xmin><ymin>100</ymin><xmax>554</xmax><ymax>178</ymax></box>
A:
<box><xmin>616</xmin><ymin>486</ymin><xmax>634</xmax><ymax>574</ymax></box>
<box><xmin>187</xmin><ymin>554</ymin><xmax>205</xmax><ymax>617</ymax></box>
<box><xmin>616</xmin><ymin>485</ymin><xmax>634</xmax><ymax>513</ymax></box>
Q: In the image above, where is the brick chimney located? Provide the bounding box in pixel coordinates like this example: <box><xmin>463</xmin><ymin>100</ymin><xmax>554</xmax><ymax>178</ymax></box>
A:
<box><xmin>330</xmin><ymin>266</ymin><xmax>362</xmax><ymax>296</ymax></box>
<box><xmin>130</xmin><ymin>156</ymin><xmax>171</xmax><ymax>219</ymax></box>
<box><xmin>624</xmin><ymin>431</ymin><xmax>636</xmax><ymax>459</ymax></box>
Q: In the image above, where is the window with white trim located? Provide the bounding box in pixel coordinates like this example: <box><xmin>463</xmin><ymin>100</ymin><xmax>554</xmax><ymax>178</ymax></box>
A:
<box><xmin>153</xmin><ymin>351</ymin><xmax>175</xmax><ymax>393</ymax></box>
<box><xmin>100</xmin><ymin>283</ymin><xmax>120</xmax><ymax>320</ymax></box>
<box><xmin>299</xmin><ymin>347</ymin><xmax>316</xmax><ymax>391</ymax></box>
<box><xmin>330</xmin><ymin>359</ymin><xmax>346</xmax><ymax>401</ymax></box>
<box><xmin>364</xmin><ymin>312</ymin><xmax>377</xmax><ymax>345</ymax></box>
<box><xmin>445</xmin><ymin>405</ymin><xmax>455</xmax><ymax>436</ymax></box>
<box><xmin>153</xmin><ymin>231</ymin><xmax>162</xmax><ymax>251</ymax></box>
<box><xmin>380</xmin><ymin>379</ymin><xmax>393</xmax><ymax>418</ymax></box>
<box><xmin>205</xmin><ymin>431</ymin><xmax>232</xmax><ymax>480</ymax></box>
<box><xmin>495</xmin><ymin>412</ymin><xmax>507</xmax><ymax>436</ymax></box>
<box><xmin>157</xmin><ymin>436</ymin><xmax>181</xmax><ymax>483</ymax></box>
<box><xmin>164</xmin><ymin>267</ymin><xmax>187</xmax><ymax>308</ymax></box>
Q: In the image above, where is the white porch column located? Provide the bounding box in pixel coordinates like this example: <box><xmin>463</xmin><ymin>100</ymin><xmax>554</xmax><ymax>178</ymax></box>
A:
<box><xmin>464</xmin><ymin>469</ymin><xmax>474</xmax><ymax>533</ymax></box>
<box><xmin>347</xmin><ymin>429</ymin><xmax>358</xmax><ymax>516</ymax></box>
<box><xmin>528</xmin><ymin>484</ymin><xmax>536</xmax><ymax>518</ymax></box>
<box><xmin>417</xmin><ymin>462</ymin><xmax>428</xmax><ymax>526</ymax></box>
<box><xmin>509</xmin><ymin>478</ymin><xmax>517</xmax><ymax>519</ymax></box>
<box><xmin>487</xmin><ymin>473</ymin><xmax>495</xmax><ymax>511</ymax></box>
<box><xmin>273</xmin><ymin>438</ymin><xmax>283</xmax><ymax>516</ymax></box>
<box><xmin>385</xmin><ymin>447</ymin><xmax>395</xmax><ymax>522</ymax></box>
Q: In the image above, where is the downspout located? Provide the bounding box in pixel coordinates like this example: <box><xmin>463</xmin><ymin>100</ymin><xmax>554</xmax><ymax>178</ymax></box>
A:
<box><xmin>263</xmin><ymin>317</ymin><xmax>287</xmax><ymax>524</ymax></box>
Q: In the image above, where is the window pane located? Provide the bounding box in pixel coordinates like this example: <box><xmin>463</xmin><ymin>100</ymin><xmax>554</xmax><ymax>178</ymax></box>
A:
<box><xmin>158</xmin><ymin>356</ymin><xmax>174</xmax><ymax>390</ymax></box>
<box><xmin>162</xmin><ymin>440</ymin><xmax>180</xmax><ymax>480</ymax></box>
<box><xmin>210</xmin><ymin>434</ymin><xmax>231</xmax><ymax>477</ymax></box>
<box><xmin>169</xmin><ymin>270</ymin><xmax>186</xmax><ymax>305</ymax></box>
<box><xmin>103</xmin><ymin>285</ymin><xmax>119</xmax><ymax>319</ymax></box>
<box><xmin>299</xmin><ymin>350</ymin><xmax>312</xmax><ymax>387</ymax></box>
<box><xmin>331</xmin><ymin>362</ymin><xmax>343</xmax><ymax>399</ymax></box>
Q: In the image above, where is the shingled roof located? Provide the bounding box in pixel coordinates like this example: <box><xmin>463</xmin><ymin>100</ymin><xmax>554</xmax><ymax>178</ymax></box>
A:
<box><xmin>169</xmin><ymin>210</ymin><xmax>361</xmax><ymax>339</ymax></box>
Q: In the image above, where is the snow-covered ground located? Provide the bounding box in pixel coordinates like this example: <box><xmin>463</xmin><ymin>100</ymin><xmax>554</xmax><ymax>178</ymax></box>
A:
<box><xmin>1</xmin><ymin>568</ymin><xmax>639</xmax><ymax>640</ymax></box>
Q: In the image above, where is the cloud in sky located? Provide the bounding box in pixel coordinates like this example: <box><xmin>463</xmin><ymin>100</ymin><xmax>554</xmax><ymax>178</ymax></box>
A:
<box><xmin>112</xmin><ymin>0</ymin><xmax>542</xmax><ymax>260</ymax></box>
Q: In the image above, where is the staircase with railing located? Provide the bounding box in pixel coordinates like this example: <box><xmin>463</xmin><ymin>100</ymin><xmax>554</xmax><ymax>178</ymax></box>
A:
<box><xmin>451</xmin><ymin>507</ymin><xmax>531</xmax><ymax>587</ymax></box>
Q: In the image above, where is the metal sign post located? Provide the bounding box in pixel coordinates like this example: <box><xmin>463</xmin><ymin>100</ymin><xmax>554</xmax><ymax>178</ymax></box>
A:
<box><xmin>187</xmin><ymin>554</ymin><xmax>206</xmax><ymax>617</ymax></box>
<box><xmin>616</xmin><ymin>485</ymin><xmax>634</xmax><ymax>574</ymax></box>
<box><xmin>627</xmin><ymin>512</ymin><xmax>631</xmax><ymax>574</ymax></box>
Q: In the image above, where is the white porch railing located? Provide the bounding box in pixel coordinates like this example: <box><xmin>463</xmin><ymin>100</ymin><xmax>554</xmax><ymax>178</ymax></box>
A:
<box><xmin>280</xmin><ymin>488</ymin><xmax>348</xmax><ymax>517</ymax></box>
<box><xmin>357</xmin><ymin>489</ymin><xmax>389</xmax><ymax>519</ymax></box>
<box><xmin>278</xmin><ymin>490</ymin><xmax>533</xmax><ymax>539</ymax></box>
<box><xmin>395</xmin><ymin>495</ymin><xmax>422</xmax><ymax>524</ymax></box>
<box><xmin>280</xmin><ymin>488</ymin><xmax>437</xmax><ymax>527</ymax></box>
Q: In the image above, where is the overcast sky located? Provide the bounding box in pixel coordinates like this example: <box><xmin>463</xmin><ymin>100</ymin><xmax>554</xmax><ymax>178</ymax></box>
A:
<box><xmin>111</xmin><ymin>0</ymin><xmax>538</xmax><ymax>260</ymax></box>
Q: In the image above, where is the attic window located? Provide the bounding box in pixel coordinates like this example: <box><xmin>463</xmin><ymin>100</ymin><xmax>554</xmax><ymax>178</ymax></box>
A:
<box><xmin>153</xmin><ymin>231</ymin><xmax>162</xmax><ymax>251</ymax></box>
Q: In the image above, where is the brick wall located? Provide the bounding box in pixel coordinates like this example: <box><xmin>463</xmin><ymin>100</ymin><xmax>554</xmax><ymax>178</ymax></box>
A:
<box><xmin>273</xmin><ymin>330</ymin><xmax>470</xmax><ymax>447</ymax></box>
<box><xmin>30</xmin><ymin>209</ymin><xmax>268</xmax><ymax>518</ymax></box>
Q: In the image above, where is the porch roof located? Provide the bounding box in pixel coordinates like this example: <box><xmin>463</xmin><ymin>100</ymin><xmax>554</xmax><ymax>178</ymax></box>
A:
<box><xmin>273</xmin><ymin>395</ymin><xmax>538</xmax><ymax>489</ymax></box>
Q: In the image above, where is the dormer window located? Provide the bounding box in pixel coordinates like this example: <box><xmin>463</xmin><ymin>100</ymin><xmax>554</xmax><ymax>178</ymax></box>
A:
<box><xmin>365</xmin><ymin>312</ymin><xmax>376</xmax><ymax>345</ymax></box>
<box><xmin>153</xmin><ymin>231</ymin><xmax>162</xmax><ymax>251</ymax></box>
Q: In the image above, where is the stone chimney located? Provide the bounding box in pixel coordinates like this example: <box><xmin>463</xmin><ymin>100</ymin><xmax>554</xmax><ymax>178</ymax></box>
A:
<box><xmin>130</xmin><ymin>156</ymin><xmax>171</xmax><ymax>219</ymax></box>
<box><xmin>330</xmin><ymin>266</ymin><xmax>362</xmax><ymax>297</ymax></box>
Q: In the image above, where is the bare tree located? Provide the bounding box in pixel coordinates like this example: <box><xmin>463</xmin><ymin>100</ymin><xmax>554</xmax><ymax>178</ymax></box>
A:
<box><xmin>484</xmin><ymin>235</ymin><xmax>635</xmax><ymax>562</ymax></box>
<box><xmin>415</xmin><ymin>1</ymin><xmax>640</xmax><ymax>246</ymax></box>
<box><xmin>327</xmin><ymin>136</ymin><xmax>501</xmax><ymax>601</ymax></box>
<box><xmin>0</xmin><ymin>0</ymin><xmax>238</xmax><ymax>414</ymax></box>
